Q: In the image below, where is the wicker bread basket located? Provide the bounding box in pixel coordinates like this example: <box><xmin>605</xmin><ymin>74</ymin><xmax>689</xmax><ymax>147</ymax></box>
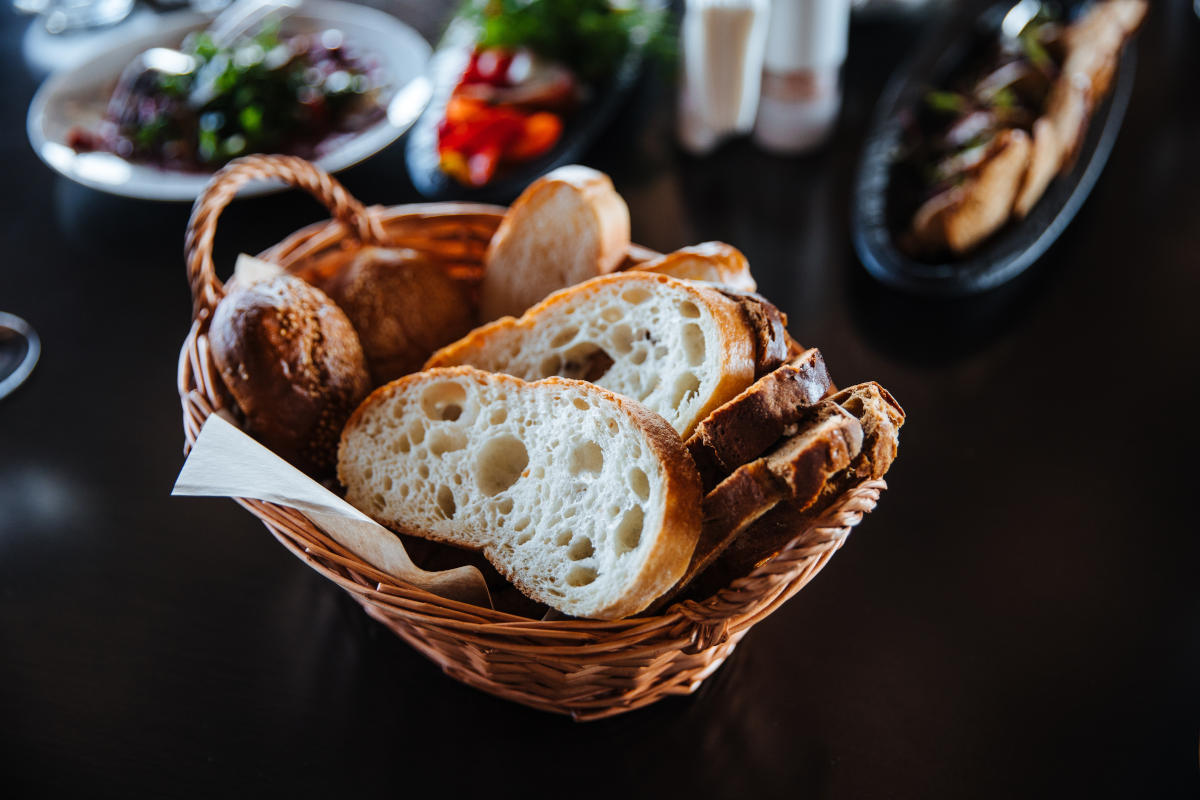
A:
<box><xmin>178</xmin><ymin>155</ymin><xmax>886</xmax><ymax>721</ymax></box>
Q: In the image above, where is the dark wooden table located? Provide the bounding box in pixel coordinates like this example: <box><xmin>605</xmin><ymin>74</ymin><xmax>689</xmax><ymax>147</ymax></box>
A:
<box><xmin>2</xmin><ymin>2</ymin><xmax>1198</xmax><ymax>797</ymax></box>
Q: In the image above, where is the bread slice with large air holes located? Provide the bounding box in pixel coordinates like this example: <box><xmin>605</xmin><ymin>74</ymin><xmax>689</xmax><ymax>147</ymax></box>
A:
<box><xmin>479</xmin><ymin>165</ymin><xmax>631</xmax><ymax>321</ymax></box>
<box><xmin>425</xmin><ymin>272</ymin><xmax>758</xmax><ymax>438</ymax></box>
<box><xmin>337</xmin><ymin>366</ymin><xmax>703</xmax><ymax>619</ymax></box>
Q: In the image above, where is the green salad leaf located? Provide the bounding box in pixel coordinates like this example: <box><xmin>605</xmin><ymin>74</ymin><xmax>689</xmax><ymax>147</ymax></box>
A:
<box><xmin>459</xmin><ymin>0</ymin><xmax>670</xmax><ymax>82</ymax></box>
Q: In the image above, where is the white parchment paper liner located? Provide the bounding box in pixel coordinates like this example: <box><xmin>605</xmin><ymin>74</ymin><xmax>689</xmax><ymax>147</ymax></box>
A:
<box><xmin>173</xmin><ymin>413</ymin><xmax>492</xmax><ymax>607</ymax></box>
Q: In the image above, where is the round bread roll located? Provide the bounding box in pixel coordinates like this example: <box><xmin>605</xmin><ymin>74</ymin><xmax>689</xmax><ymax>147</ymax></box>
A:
<box><xmin>209</xmin><ymin>274</ymin><xmax>371</xmax><ymax>476</ymax></box>
<box><xmin>317</xmin><ymin>247</ymin><xmax>475</xmax><ymax>385</ymax></box>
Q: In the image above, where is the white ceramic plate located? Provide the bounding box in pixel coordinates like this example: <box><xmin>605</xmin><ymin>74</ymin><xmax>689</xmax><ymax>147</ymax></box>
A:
<box><xmin>27</xmin><ymin>1</ymin><xmax>432</xmax><ymax>201</ymax></box>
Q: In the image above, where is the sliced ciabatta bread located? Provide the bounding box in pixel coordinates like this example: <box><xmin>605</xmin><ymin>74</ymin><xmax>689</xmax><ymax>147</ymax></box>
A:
<box><xmin>632</xmin><ymin>242</ymin><xmax>757</xmax><ymax>293</ymax></box>
<box><xmin>338</xmin><ymin>367</ymin><xmax>702</xmax><ymax>619</ymax></box>
<box><xmin>687</xmin><ymin>348</ymin><xmax>832</xmax><ymax>491</ymax></box>
<box><xmin>426</xmin><ymin>272</ymin><xmax>758</xmax><ymax>438</ymax></box>
<box><xmin>479</xmin><ymin>165</ymin><xmax>631</xmax><ymax>321</ymax></box>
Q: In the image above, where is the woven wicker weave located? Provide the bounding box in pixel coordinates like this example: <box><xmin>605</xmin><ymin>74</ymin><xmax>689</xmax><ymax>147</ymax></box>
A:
<box><xmin>177</xmin><ymin>155</ymin><xmax>887</xmax><ymax>721</ymax></box>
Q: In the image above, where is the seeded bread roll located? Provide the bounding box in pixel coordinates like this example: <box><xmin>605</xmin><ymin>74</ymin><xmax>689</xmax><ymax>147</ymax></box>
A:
<box><xmin>314</xmin><ymin>247</ymin><xmax>475</xmax><ymax>385</ymax></box>
<box><xmin>426</xmin><ymin>272</ymin><xmax>758</xmax><ymax>438</ymax></box>
<box><xmin>338</xmin><ymin>367</ymin><xmax>703</xmax><ymax>619</ymax></box>
<box><xmin>209</xmin><ymin>274</ymin><xmax>370</xmax><ymax>476</ymax></box>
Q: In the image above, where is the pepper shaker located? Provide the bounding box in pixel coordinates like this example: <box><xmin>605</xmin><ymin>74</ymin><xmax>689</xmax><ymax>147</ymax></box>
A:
<box><xmin>753</xmin><ymin>0</ymin><xmax>851</xmax><ymax>154</ymax></box>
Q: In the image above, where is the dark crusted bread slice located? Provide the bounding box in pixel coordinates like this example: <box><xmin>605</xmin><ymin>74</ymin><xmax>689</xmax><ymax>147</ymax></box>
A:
<box><xmin>709</xmin><ymin>381</ymin><xmax>904</xmax><ymax>584</ymax></box>
<box><xmin>686</xmin><ymin>348</ymin><xmax>832</xmax><ymax>491</ymax></box>
<box><xmin>425</xmin><ymin>272</ymin><xmax>758</xmax><ymax>438</ymax></box>
<box><xmin>717</xmin><ymin>289</ymin><xmax>791</xmax><ymax>378</ymax></box>
<box><xmin>338</xmin><ymin>366</ymin><xmax>702</xmax><ymax>619</ymax></box>
<box><xmin>650</xmin><ymin>401</ymin><xmax>863</xmax><ymax>608</ymax></box>
<box><xmin>818</xmin><ymin>382</ymin><xmax>904</xmax><ymax>480</ymax></box>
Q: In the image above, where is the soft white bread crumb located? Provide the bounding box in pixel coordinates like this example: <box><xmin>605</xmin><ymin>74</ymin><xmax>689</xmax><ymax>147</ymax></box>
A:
<box><xmin>479</xmin><ymin>165</ymin><xmax>630</xmax><ymax>321</ymax></box>
<box><xmin>338</xmin><ymin>367</ymin><xmax>702</xmax><ymax>619</ymax></box>
<box><xmin>426</xmin><ymin>272</ymin><xmax>757</xmax><ymax>439</ymax></box>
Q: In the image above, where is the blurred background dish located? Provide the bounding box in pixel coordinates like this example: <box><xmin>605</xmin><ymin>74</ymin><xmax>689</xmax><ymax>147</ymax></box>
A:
<box><xmin>26</xmin><ymin>0</ymin><xmax>431</xmax><ymax>200</ymax></box>
<box><xmin>14</xmin><ymin>0</ymin><xmax>136</xmax><ymax>35</ymax></box>
<box><xmin>852</xmin><ymin>0</ymin><xmax>1140</xmax><ymax>296</ymax></box>
<box><xmin>0</xmin><ymin>312</ymin><xmax>40</xmax><ymax>402</ymax></box>
<box><xmin>404</xmin><ymin>0</ymin><xmax>663</xmax><ymax>202</ymax></box>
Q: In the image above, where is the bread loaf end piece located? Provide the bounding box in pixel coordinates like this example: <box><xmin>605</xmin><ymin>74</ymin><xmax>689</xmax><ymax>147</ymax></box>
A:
<box><xmin>338</xmin><ymin>367</ymin><xmax>702</xmax><ymax>619</ymax></box>
<box><xmin>209</xmin><ymin>274</ymin><xmax>370</xmax><ymax>476</ymax></box>
<box><xmin>823</xmin><ymin>381</ymin><xmax>905</xmax><ymax>479</ymax></box>
<box><xmin>480</xmin><ymin>165</ymin><xmax>630</xmax><ymax>321</ymax></box>
<box><xmin>633</xmin><ymin>242</ymin><xmax>757</xmax><ymax>293</ymax></box>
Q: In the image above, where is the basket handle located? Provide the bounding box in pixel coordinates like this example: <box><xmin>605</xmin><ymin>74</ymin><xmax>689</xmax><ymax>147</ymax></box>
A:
<box><xmin>185</xmin><ymin>154</ymin><xmax>383</xmax><ymax>318</ymax></box>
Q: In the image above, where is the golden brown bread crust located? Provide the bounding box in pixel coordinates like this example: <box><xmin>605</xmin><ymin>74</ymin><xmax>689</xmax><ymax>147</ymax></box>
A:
<box><xmin>562</xmin><ymin>377</ymin><xmax>704</xmax><ymax>618</ymax></box>
<box><xmin>338</xmin><ymin>367</ymin><xmax>703</xmax><ymax>620</ymax></box>
<box><xmin>479</xmin><ymin>165</ymin><xmax>630</xmax><ymax>321</ymax></box>
<box><xmin>632</xmin><ymin>242</ymin><xmax>757</xmax><ymax>293</ymax></box>
<box><xmin>313</xmin><ymin>247</ymin><xmax>475</xmax><ymax>385</ymax></box>
<box><xmin>823</xmin><ymin>381</ymin><xmax>905</xmax><ymax>480</ymax></box>
<box><xmin>686</xmin><ymin>348</ymin><xmax>832</xmax><ymax>492</ymax></box>
<box><xmin>209</xmin><ymin>274</ymin><xmax>370</xmax><ymax>476</ymax></box>
<box><xmin>652</xmin><ymin>401</ymin><xmax>863</xmax><ymax>609</ymax></box>
<box><xmin>710</xmin><ymin>381</ymin><xmax>904</xmax><ymax>584</ymax></box>
<box><xmin>717</xmin><ymin>289</ymin><xmax>791</xmax><ymax>378</ymax></box>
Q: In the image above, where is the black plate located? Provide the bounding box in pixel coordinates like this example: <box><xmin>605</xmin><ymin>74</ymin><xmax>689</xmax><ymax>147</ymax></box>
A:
<box><xmin>404</xmin><ymin>20</ymin><xmax>644</xmax><ymax>203</ymax></box>
<box><xmin>852</xmin><ymin>1</ymin><xmax>1138</xmax><ymax>297</ymax></box>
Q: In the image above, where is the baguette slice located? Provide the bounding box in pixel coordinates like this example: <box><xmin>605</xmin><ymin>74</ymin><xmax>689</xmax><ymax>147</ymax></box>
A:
<box><xmin>338</xmin><ymin>367</ymin><xmax>702</xmax><ymax>619</ymax></box>
<box><xmin>718</xmin><ymin>289</ymin><xmax>791</xmax><ymax>377</ymax></box>
<box><xmin>651</xmin><ymin>401</ymin><xmax>863</xmax><ymax>609</ymax></box>
<box><xmin>821</xmin><ymin>381</ymin><xmax>905</xmax><ymax>480</ymax></box>
<box><xmin>480</xmin><ymin>165</ymin><xmax>631</xmax><ymax>321</ymax></box>
<box><xmin>632</xmin><ymin>242</ymin><xmax>757</xmax><ymax>293</ymax></box>
<box><xmin>687</xmin><ymin>348</ymin><xmax>832</xmax><ymax>491</ymax></box>
<box><xmin>711</xmin><ymin>381</ymin><xmax>904</xmax><ymax>584</ymax></box>
<box><xmin>426</xmin><ymin>272</ymin><xmax>758</xmax><ymax>438</ymax></box>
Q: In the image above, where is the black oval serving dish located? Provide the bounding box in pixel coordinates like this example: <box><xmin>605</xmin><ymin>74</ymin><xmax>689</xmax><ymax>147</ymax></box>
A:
<box><xmin>404</xmin><ymin>21</ymin><xmax>644</xmax><ymax>203</ymax></box>
<box><xmin>852</xmin><ymin>1</ymin><xmax>1138</xmax><ymax>297</ymax></box>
